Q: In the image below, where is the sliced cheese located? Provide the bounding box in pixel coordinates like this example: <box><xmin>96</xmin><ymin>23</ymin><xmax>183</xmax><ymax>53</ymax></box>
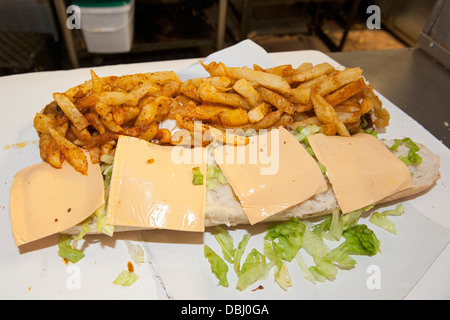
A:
<box><xmin>10</xmin><ymin>155</ymin><xmax>104</xmax><ymax>246</ymax></box>
<box><xmin>212</xmin><ymin>126</ymin><xmax>328</xmax><ymax>224</ymax></box>
<box><xmin>308</xmin><ymin>133</ymin><xmax>413</xmax><ymax>213</ymax></box>
<box><xmin>106</xmin><ymin>135</ymin><xmax>206</xmax><ymax>232</ymax></box>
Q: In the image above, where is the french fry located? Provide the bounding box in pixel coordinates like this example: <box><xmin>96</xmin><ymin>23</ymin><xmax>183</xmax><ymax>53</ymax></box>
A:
<box><xmin>38</xmin><ymin>132</ymin><xmax>62</xmax><ymax>169</ymax></box>
<box><xmin>241</xmin><ymin>109</ymin><xmax>283</xmax><ymax>131</ymax></box>
<box><xmin>99</xmin><ymin>91</ymin><xmax>138</xmax><ymax>106</ymax></box>
<box><xmin>198</xmin><ymin>83</ymin><xmax>251</xmax><ymax>110</ymax></box>
<box><xmin>248</xmin><ymin>102</ymin><xmax>269</xmax><ymax>123</ymax></box>
<box><xmin>200</xmin><ymin>61</ymin><xmax>228</xmax><ymax>77</ymax></box>
<box><xmin>48</xmin><ymin>127</ymin><xmax>88</xmax><ymax>175</ymax></box>
<box><xmin>363</xmin><ymin>85</ymin><xmax>389</xmax><ymax>128</ymax></box>
<box><xmin>218</xmin><ymin>108</ymin><xmax>249</xmax><ymax>126</ymax></box>
<box><xmin>315</xmin><ymin>68</ymin><xmax>363</xmax><ymax>96</ymax></box>
<box><xmin>112</xmin><ymin>106</ymin><xmax>124</xmax><ymax>126</ymax></box>
<box><xmin>53</xmin><ymin>93</ymin><xmax>90</xmax><ymax>131</ymax></box>
<box><xmin>325</xmin><ymin>77</ymin><xmax>366</xmax><ymax>107</ymax></box>
<box><xmin>288</xmin><ymin>86</ymin><xmax>311</xmax><ymax>104</ymax></box>
<box><xmin>139</xmin><ymin>124</ymin><xmax>158</xmax><ymax>141</ymax></box>
<box><xmin>85</xmin><ymin>112</ymin><xmax>106</xmax><ymax>134</ymax></box>
<box><xmin>259</xmin><ymin>64</ymin><xmax>294</xmax><ymax>77</ymax></box>
<box><xmin>232</xmin><ymin>79</ymin><xmax>262</xmax><ymax>107</ymax></box>
<box><xmin>155</xmin><ymin>128</ymin><xmax>172</xmax><ymax>144</ymax></box>
<box><xmin>33</xmin><ymin>113</ymin><xmax>55</xmax><ymax>134</ymax></box>
<box><xmin>289</xmin><ymin>62</ymin><xmax>335</xmax><ymax>83</ymax></box>
<box><xmin>257</xmin><ymin>87</ymin><xmax>296</xmax><ymax>114</ymax></box>
<box><xmin>360</xmin><ymin>97</ymin><xmax>374</xmax><ymax>114</ymax></box>
<box><xmin>90</xmin><ymin>70</ymin><xmax>103</xmax><ymax>94</ymax></box>
<box><xmin>311</xmin><ymin>92</ymin><xmax>350</xmax><ymax>137</ymax></box>
<box><xmin>134</xmin><ymin>96</ymin><xmax>171</xmax><ymax>127</ymax></box>
<box><xmin>226</xmin><ymin>66</ymin><xmax>291</xmax><ymax>95</ymax></box>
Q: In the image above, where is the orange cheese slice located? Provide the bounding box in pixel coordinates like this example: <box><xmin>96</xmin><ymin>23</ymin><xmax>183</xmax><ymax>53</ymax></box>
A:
<box><xmin>10</xmin><ymin>156</ymin><xmax>104</xmax><ymax>246</ymax></box>
<box><xmin>212</xmin><ymin>126</ymin><xmax>328</xmax><ymax>224</ymax></box>
<box><xmin>308</xmin><ymin>133</ymin><xmax>413</xmax><ymax>213</ymax></box>
<box><xmin>106</xmin><ymin>136</ymin><xmax>206</xmax><ymax>232</ymax></box>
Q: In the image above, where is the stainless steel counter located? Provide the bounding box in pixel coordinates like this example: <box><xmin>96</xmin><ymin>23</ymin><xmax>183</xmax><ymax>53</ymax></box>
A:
<box><xmin>328</xmin><ymin>47</ymin><xmax>450</xmax><ymax>149</ymax></box>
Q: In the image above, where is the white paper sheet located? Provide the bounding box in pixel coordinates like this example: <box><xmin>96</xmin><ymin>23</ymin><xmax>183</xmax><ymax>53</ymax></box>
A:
<box><xmin>0</xmin><ymin>39</ymin><xmax>449</xmax><ymax>300</ymax></box>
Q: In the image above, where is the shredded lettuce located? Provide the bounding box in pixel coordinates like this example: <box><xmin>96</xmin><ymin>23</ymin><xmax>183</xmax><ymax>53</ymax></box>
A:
<box><xmin>364</xmin><ymin>129</ymin><xmax>378</xmax><ymax>138</ymax></box>
<box><xmin>113</xmin><ymin>270</ymin><xmax>139</xmax><ymax>287</ymax></box>
<box><xmin>294</xmin><ymin>125</ymin><xmax>322</xmax><ymax>144</ymax></box>
<box><xmin>57</xmin><ymin>234</ymin><xmax>85</xmax><ymax>263</ymax></box>
<box><xmin>212</xmin><ymin>227</ymin><xmax>250</xmax><ymax>276</ymax></box>
<box><xmin>204</xmin><ymin>207</ymin><xmax>385</xmax><ymax>289</ymax></box>
<box><xmin>204</xmin><ymin>245</ymin><xmax>229</xmax><ymax>287</ymax></box>
<box><xmin>234</xmin><ymin>233</ymin><xmax>250</xmax><ymax>276</ymax></box>
<box><xmin>206</xmin><ymin>164</ymin><xmax>228</xmax><ymax>190</ymax></box>
<box><xmin>274</xmin><ymin>263</ymin><xmax>292</xmax><ymax>291</ymax></box>
<box><xmin>369</xmin><ymin>204</ymin><xmax>405</xmax><ymax>235</ymax></box>
<box><xmin>192</xmin><ymin>166</ymin><xmax>204</xmax><ymax>185</ymax></box>
<box><xmin>214</xmin><ymin>226</ymin><xmax>235</xmax><ymax>264</ymax></box>
<box><xmin>389</xmin><ymin>137</ymin><xmax>422</xmax><ymax>165</ymax></box>
<box><xmin>125</xmin><ymin>240</ymin><xmax>145</xmax><ymax>265</ymax></box>
<box><xmin>332</xmin><ymin>224</ymin><xmax>381</xmax><ymax>257</ymax></box>
<box><xmin>294</xmin><ymin>251</ymin><xmax>317</xmax><ymax>284</ymax></box>
<box><xmin>264</xmin><ymin>219</ymin><xmax>305</xmax><ymax>264</ymax></box>
<box><xmin>237</xmin><ymin>249</ymin><xmax>272</xmax><ymax>291</ymax></box>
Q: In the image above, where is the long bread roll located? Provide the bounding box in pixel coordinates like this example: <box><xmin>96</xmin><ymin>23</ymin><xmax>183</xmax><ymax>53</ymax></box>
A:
<box><xmin>61</xmin><ymin>139</ymin><xmax>440</xmax><ymax>235</ymax></box>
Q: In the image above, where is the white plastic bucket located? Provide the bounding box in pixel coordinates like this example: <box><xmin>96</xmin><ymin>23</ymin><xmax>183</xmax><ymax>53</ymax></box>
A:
<box><xmin>79</xmin><ymin>0</ymin><xmax>134</xmax><ymax>53</ymax></box>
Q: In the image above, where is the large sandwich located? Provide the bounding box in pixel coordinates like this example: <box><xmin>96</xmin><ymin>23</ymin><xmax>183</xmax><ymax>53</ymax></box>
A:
<box><xmin>9</xmin><ymin>61</ymin><xmax>440</xmax><ymax>248</ymax></box>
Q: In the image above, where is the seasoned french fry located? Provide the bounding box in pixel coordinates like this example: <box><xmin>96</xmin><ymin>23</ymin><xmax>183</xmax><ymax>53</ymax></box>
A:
<box><xmin>257</xmin><ymin>87</ymin><xmax>296</xmax><ymax>114</ymax></box>
<box><xmin>289</xmin><ymin>62</ymin><xmax>335</xmax><ymax>83</ymax></box>
<box><xmin>288</xmin><ymin>86</ymin><xmax>310</xmax><ymax>104</ymax></box>
<box><xmin>139</xmin><ymin>124</ymin><xmax>158</xmax><ymax>141</ymax></box>
<box><xmin>48</xmin><ymin>127</ymin><xmax>88</xmax><ymax>175</ymax></box>
<box><xmin>311</xmin><ymin>92</ymin><xmax>350</xmax><ymax>137</ymax></box>
<box><xmin>315</xmin><ymin>68</ymin><xmax>363</xmax><ymax>96</ymax></box>
<box><xmin>248</xmin><ymin>102</ymin><xmax>269</xmax><ymax>123</ymax></box>
<box><xmin>135</xmin><ymin>96</ymin><xmax>171</xmax><ymax>127</ymax></box>
<box><xmin>232</xmin><ymin>79</ymin><xmax>262</xmax><ymax>107</ymax></box>
<box><xmin>33</xmin><ymin>113</ymin><xmax>55</xmax><ymax>133</ymax></box>
<box><xmin>218</xmin><ymin>108</ymin><xmax>249</xmax><ymax>126</ymax></box>
<box><xmin>90</xmin><ymin>70</ymin><xmax>103</xmax><ymax>93</ymax></box>
<box><xmin>85</xmin><ymin>112</ymin><xmax>106</xmax><ymax>134</ymax></box>
<box><xmin>38</xmin><ymin>132</ymin><xmax>62</xmax><ymax>169</ymax></box>
<box><xmin>155</xmin><ymin>128</ymin><xmax>172</xmax><ymax>144</ymax></box>
<box><xmin>325</xmin><ymin>77</ymin><xmax>366</xmax><ymax>107</ymax></box>
<box><xmin>53</xmin><ymin>93</ymin><xmax>90</xmax><ymax>131</ymax></box>
<box><xmin>363</xmin><ymin>85</ymin><xmax>389</xmax><ymax>128</ymax></box>
<box><xmin>227</xmin><ymin>66</ymin><xmax>291</xmax><ymax>95</ymax></box>
<box><xmin>198</xmin><ymin>83</ymin><xmax>251</xmax><ymax>110</ymax></box>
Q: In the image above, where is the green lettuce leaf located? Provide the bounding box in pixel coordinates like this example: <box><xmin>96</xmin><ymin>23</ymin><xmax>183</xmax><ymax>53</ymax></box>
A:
<box><xmin>57</xmin><ymin>234</ymin><xmax>85</xmax><ymax>263</ymax></box>
<box><xmin>332</xmin><ymin>224</ymin><xmax>381</xmax><ymax>257</ymax></box>
<box><xmin>237</xmin><ymin>249</ymin><xmax>272</xmax><ymax>291</ymax></box>
<box><xmin>264</xmin><ymin>218</ymin><xmax>305</xmax><ymax>263</ymax></box>
<box><xmin>389</xmin><ymin>137</ymin><xmax>422</xmax><ymax>165</ymax></box>
<box><xmin>214</xmin><ymin>226</ymin><xmax>235</xmax><ymax>264</ymax></box>
<box><xmin>234</xmin><ymin>233</ymin><xmax>250</xmax><ymax>276</ymax></box>
<box><xmin>369</xmin><ymin>204</ymin><xmax>405</xmax><ymax>235</ymax></box>
<box><xmin>274</xmin><ymin>263</ymin><xmax>292</xmax><ymax>291</ymax></box>
<box><xmin>204</xmin><ymin>245</ymin><xmax>229</xmax><ymax>287</ymax></box>
<box><xmin>113</xmin><ymin>270</ymin><xmax>139</xmax><ymax>287</ymax></box>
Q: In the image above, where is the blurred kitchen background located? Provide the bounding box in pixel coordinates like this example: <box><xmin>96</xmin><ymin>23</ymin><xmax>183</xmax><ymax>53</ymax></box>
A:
<box><xmin>0</xmin><ymin>0</ymin><xmax>447</xmax><ymax>76</ymax></box>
